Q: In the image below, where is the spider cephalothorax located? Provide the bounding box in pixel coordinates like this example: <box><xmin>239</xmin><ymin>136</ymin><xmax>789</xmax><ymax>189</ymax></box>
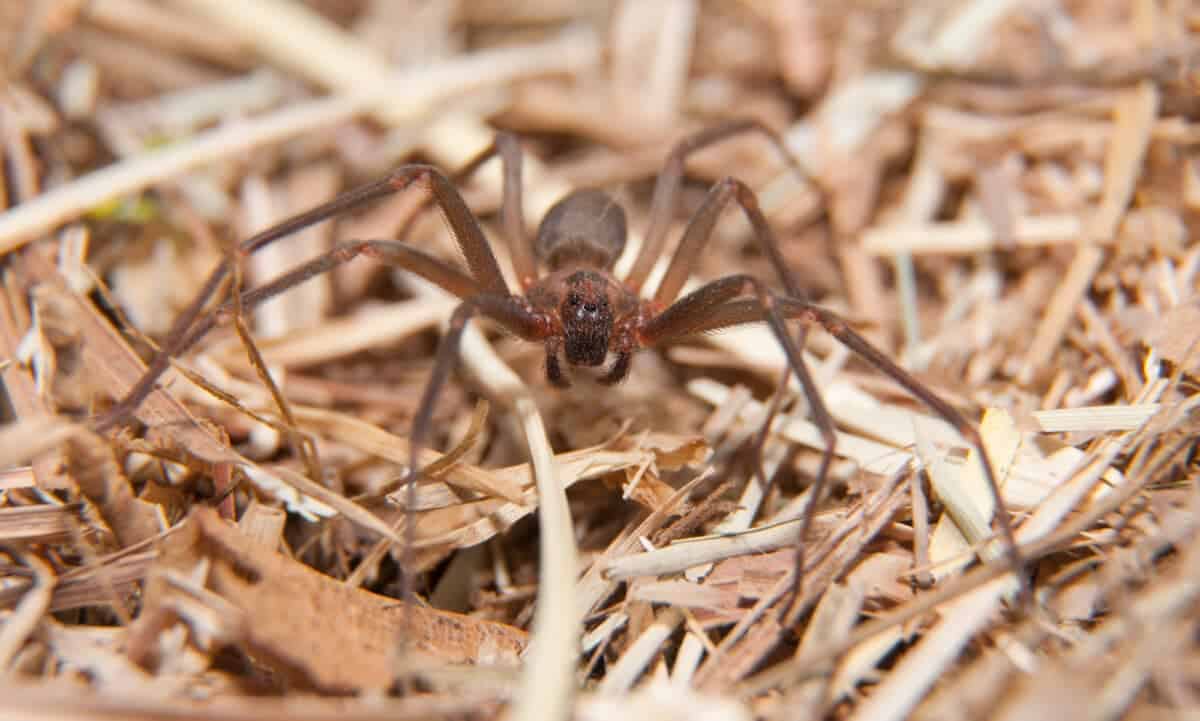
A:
<box><xmin>526</xmin><ymin>189</ymin><xmax>641</xmax><ymax>383</ymax></box>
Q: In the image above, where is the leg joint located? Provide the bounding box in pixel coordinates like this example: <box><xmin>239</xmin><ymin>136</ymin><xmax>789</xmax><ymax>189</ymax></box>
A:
<box><xmin>388</xmin><ymin>164</ymin><xmax>436</xmax><ymax>192</ymax></box>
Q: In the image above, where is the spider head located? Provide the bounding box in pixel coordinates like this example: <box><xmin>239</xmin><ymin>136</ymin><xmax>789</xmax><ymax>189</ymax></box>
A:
<box><xmin>561</xmin><ymin>271</ymin><xmax>612</xmax><ymax>366</ymax></box>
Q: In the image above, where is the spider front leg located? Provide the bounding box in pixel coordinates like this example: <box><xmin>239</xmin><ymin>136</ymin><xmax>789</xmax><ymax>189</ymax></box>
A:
<box><xmin>407</xmin><ymin>295</ymin><xmax>548</xmax><ymax>481</ymax></box>
<box><xmin>641</xmin><ymin>176</ymin><xmax>1023</xmax><ymax>614</ymax></box>
<box><xmin>652</xmin><ymin>175</ymin><xmax>808</xmax><ymax>306</ymax></box>
<box><xmin>95</xmin><ymin>164</ymin><xmax>509</xmax><ymax>431</ymax></box>
<box><xmin>650</xmin><ymin>293</ymin><xmax>1026</xmax><ymax>612</ymax></box>
<box><xmin>398</xmin><ymin>294</ymin><xmax>548</xmax><ymax>594</ymax></box>
<box><xmin>167</xmin><ymin>239</ymin><xmax>481</xmax><ymax>364</ymax></box>
<box><xmin>640</xmin><ymin>274</ymin><xmax>837</xmax><ymax>606</ymax></box>
<box><xmin>640</xmin><ymin>173</ymin><xmax>840</xmax><ymax>605</ymax></box>
<box><xmin>448</xmin><ymin>132</ymin><xmax>538</xmax><ymax>290</ymax></box>
<box><xmin>777</xmin><ymin>298</ymin><xmax>1024</xmax><ymax>582</ymax></box>
<box><xmin>624</xmin><ymin>119</ymin><xmax>816</xmax><ymax>295</ymax></box>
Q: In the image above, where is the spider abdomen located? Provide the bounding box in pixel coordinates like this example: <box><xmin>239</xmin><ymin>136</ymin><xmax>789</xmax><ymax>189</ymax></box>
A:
<box><xmin>534</xmin><ymin>189</ymin><xmax>628</xmax><ymax>272</ymax></box>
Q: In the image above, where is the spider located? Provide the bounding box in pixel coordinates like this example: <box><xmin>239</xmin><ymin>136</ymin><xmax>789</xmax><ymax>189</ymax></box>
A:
<box><xmin>95</xmin><ymin>119</ymin><xmax>1020</xmax><ymax>601</ymax></box>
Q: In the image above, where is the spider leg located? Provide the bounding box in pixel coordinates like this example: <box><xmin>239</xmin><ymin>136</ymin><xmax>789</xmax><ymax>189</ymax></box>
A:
<box><xmin>643</xmin><ymin>172</ymin><xmax>1023</xmax><ymax>612</ymax></box>
<box><xmin>166</xmin><ymin>240</ymin><xmax>480</xmax><ymax>366</ymax></box>
<box><xmin>624</xmin><ymin>119</ymin><xmax>813</xmax><ymax>295</ymax></box>
<box><xmin>401</xmin><ymin>294</ymin><xmax>547</xmax><ymax>583</ymax></box>
<box><xmin>96</xmin><ymin>164</ymin><xmax>507</xmax><ymax>431</ymax></box>
<box><xmin>332</xmin><ymin>290</ymin><xmax>540</xmax><ymax>618</ymax></box>
<box><xmin>646</xmin><ymin>175</ymin><xmax>827</xmax><ymax>537</ymax></box>
<box><xmin>407</xmin><ymin>294</ymin><xmax>546</xmax><ymax>478</ymax></box>
<box><xmin>642</xmin><ymin>172</ymin><xmax>841</xmax><ymax>605</ymax></box>
<box><xmin>778</xmin><ymin>299</ymin><xmax>1023</xmax><ymax>594</ymax></box>
<box><xmin>651</xmin><ymin>295</ymin><xmax>1025</xmax><ymax>612</ymax></box>
<box><xmin>448</xmin><ymin>132</ymin><xmax>538</xmax><ymax>290</ymax></box>
<box><xmin>94</xmin><ymin>197</ymin><xmax>379</xmax><ymax>432</ymax></box>
<box><xmin>652</xmin><ymin>175</ymin><xmax>807</xmax><ymax>307</ymax></box>
<box><xmin>641</xmin><ymin>275</ymin><xmax>837</xmax><ymax>610</ymax></box>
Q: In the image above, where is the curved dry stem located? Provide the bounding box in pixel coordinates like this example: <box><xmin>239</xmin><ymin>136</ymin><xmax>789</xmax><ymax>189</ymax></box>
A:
<box><xmin>447</xmin><ymin>307</ymin><xmax>578</xmax><ymax>721</ymax></box>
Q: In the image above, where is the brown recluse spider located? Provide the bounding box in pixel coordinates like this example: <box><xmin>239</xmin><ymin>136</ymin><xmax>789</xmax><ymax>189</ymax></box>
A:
<box><xmin>94</xmin><ymin>119</ymin><xmax>1022</xmax><ymax>612</ymax></box>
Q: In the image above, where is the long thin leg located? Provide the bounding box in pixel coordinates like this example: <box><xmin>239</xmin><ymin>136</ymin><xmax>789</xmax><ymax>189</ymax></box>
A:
<box><xmin>648</xmin><ymin>294</ymin><xmax>1024</xmax><ymax>600</ymax></box>
<box><xmin>643</xmin><ymin>177</ymin><xmax>837</xmax><ymax>602</ymax></box>
<box><xmin>642</xmin><ymin>274</ymin><xmax>836</xmax><ymax>605</ymax></box>
<box><xmin>235</xmin><ymin>240</ymin><xmax>479</xmax><ymax>313</ymax></box>
<box><xmin>448</xmin><ymin>133</ymin><xmax>538</xmax><ymax>290</ymax></box>
<box><xmin>643</xmin><ymin>174</ymin><xmax>1023</xmax><ymax>608</ymax></box>
<box><xmin>653</xmin><ymin>176</ymin><xmax>806</xmax><ymax>306</ymax></box>
<box><xmin>645</xmin><ymin>170</ymin><xmax>827</xmax><ymax>542</ymax></box>
<box><xmin>624</xmin><ymin>119</ymin><xmax>810</xmax><ymax>295</ymax></box>
<box><xmin>96</xmin><ymin>164</ymin><xmax>508</xmax><ymax>431</ymax></box>
<box><xmin>642</xmin><ymin>175</ymin><xmax>819</xmax><ymax>432</ymax></box>
<box><xmin>163</xmin><ymin>239</ymin><xmax>480</xmax><ymax>369</ymax></box>
<box><xmin>407</xmin><ymin>294</ymin><xmax>546</xmax><ymax>480</ymax></box>
<box><xmin>778</xmin><ymin>299</ymin><xmax>1023</xmax><ymax>586</ymax></box>
<box><xmin>226</xmin><ymin>248</ymin><xmax>322</xmax><ymax>482</ymax></box>
<box><xmin>399</xmin><ymin>293</ymin><xmax>548</xmax><ymax>595</ymax></box>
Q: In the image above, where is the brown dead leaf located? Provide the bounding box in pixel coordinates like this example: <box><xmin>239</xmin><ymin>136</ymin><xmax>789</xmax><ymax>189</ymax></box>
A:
<box><xmin>14</xmin><ymin>246</ymin><xmax>239</xmax><ymax>468</ymax></box>
<box><xmin>64</xmin><ymin>430</ymin><xmax>167</xmax><ymax>548</ymax></box>
<box><xmin>610</xmin><ymin>432</ymin><xmax>711</xmax><ymax>510</ymax></box>
<box><xmin>130</xmin><ymin>508</ymin><xmax>526</xmax><ymax>694</ymax></box>
<box><xmin>21</xmin><ymin>282</ymin><xmax>96</xmax><ymax>411</ymax></box>
<box><xmin>634</xmin><ymin>432</ymin><xmax>711</xmax><ymax>470</ymax></box>
<box><xmin>387</xmin><ymin>436</ymin><xmax>711</xmax><ymax>571</ymax></box>
<box><xmin>706</xmin><ymin>548</ymin><xmax>791</xmax><ymax>602</ymax></box>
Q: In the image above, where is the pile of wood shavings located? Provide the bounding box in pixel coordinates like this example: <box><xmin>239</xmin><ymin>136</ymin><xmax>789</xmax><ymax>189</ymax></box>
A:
<box><xmin>0</xmin><ymin>2</ymin><xmax>1198</xmax><ymax>719</ymax></box>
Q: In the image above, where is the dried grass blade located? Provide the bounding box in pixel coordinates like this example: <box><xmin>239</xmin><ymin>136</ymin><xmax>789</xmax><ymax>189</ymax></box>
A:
<box><xmin>175</xmin><ymin>0</ymin><xmax>599</xmax><ymax>128</ymax></box>
<box><xmin>1030</xmin><ymin>404</ymin><xmax>1162</xmax><ymax>432</ymax></box>
<box><xmin>846</xmin><ymin>432</ymin><xmax>1132</xmax><ymax>721</ymax></box>
<box><xmin>291</xmin><ymin>405</ymin><xmax>525</xmax><ymax>504</ymax></box>
<box><xmin>599</xmin><ymin>608</ymin><xmax>683</xmax><ymax>694</ymax></box>
<box><xmin>454</xmin><ymin>325</ymin><xmax>578</xmax><ymax>721</ymax></box>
